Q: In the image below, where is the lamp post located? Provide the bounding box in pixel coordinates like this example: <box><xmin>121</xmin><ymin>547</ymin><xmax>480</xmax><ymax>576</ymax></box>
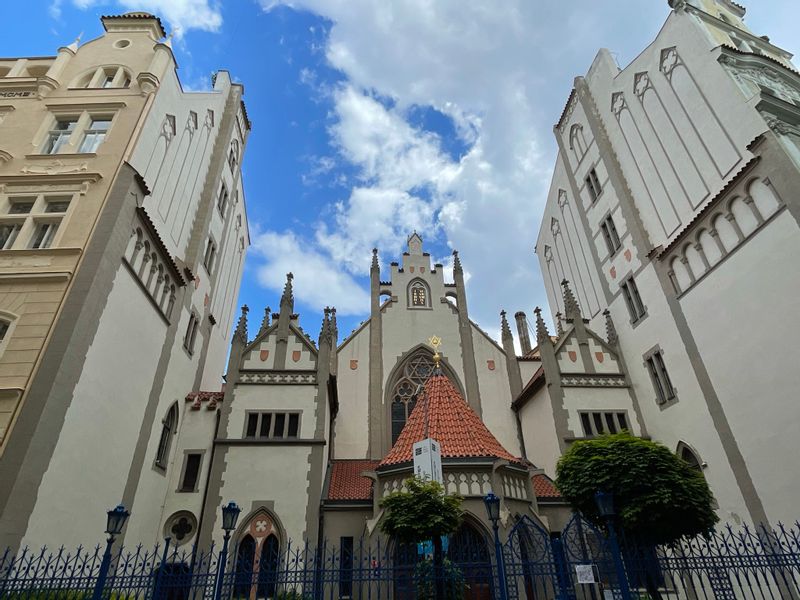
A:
<box><xmin>594</xmin><ymin>491</ymin><xmax>632</xmax><ymax>600</ymax></box>
<box><xmin>214</xmin><ymin>501</ymin><xmax>241</xmax><ymax>600</ymax></box>
<box><xmin>91</xmin><ymin>504</ymin><xmax>130</xmax><ymax>600</ymax></box>
<box><xmin>483</xmin><ymin>492</ymin><xmax>508</xmax><ymax>600</ymax></box>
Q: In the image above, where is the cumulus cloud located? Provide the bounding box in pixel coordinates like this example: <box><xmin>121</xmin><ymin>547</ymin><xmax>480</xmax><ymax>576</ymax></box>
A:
<box><xmin>251</xmin><ymin>230</ymin><xmax>370</xmax><ymax>316</ymax></box>
<box><xmin>60</xmin><ymin>0</ymin><xmax>223</xmax><ymax>37</ymax></box>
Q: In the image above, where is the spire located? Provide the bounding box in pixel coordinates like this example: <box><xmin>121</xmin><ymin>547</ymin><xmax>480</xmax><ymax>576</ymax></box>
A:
<box><xmin>555</xmin><ymin>312</ymin><xmax>564</xmax><ymax>335</ymax></box>
<box><xmin>500</xmin><ymin>310</ymin><xmax>512</xmax><ymax>340</ymax></box>
<box><xmin>280</xmin><ymin>272</ymin><xmax>294</xmax><ymax>315</ymax></box>
<box><xmin>67</xmin><ymin>32</ymin><xmax>82</xmax><ymax>52</ymax></box>
<box><xmin>452</xmin><ymin>249</ymin><xmax>462</xmax><ymax>274</ymax></box>
<box><xmin>371</xmin><ymin>248</ymin><xmax>379</xmax><ymax>272</ymax></box>
<box><xmin>329</xmin><ymin>307</ymin><xmax>338</xmax><ymax>341</ymax></box>
<box><xmin>234</xmin><ymin>305</ymin><xmax>249</xmax><ymax>344</ymax></box>
<box><xmin>514</xmin><ymin>311</ymin><xmax>532</xmax><ymax>355</ymax></box>
<box><xmin>561</xmin><ymin>279</ymin><xmax>582</xmax><ymax>321</ymax></box>
<box><xmin>319</xmin><ymin>306</ymin><xmax>332</xmax><ymax>345</ymax></box>
<box><xmin>534</xmin><ymin>307</ymin><xmax>550</xmax><ymax>344</ymax></box>
<box><xmin>259</xmin><ymin>307</ymin><xmax>271</xmax><ymax>334</ymax></box>
<box><xmin>604</xmin><ymin>309</ymin><xmax>618</xmax><ymax>346</ymax></box>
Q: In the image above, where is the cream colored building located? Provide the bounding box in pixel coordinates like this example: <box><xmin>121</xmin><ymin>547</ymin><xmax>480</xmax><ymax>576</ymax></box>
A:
<box><xmin>535</xmin><ymin>0</ymin><xmax>800</xmax><ymax>527</ymax></box>
<box><xmin>0</xmin><ymin>12</ymin><xmax>250</xmax><ymax>550</ymax></box>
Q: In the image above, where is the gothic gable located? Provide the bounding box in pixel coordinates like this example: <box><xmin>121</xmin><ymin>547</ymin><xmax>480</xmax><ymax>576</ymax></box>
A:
<box><xmin>241</xmin><ymin>322</ymin><xmax>318</xmax><ymax>372</ymax></box>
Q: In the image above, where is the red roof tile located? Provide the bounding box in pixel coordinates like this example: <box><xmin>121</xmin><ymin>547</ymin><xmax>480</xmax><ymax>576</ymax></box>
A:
<box><xmin>327</xmin><ymin>460</ymin><xmax>379</xmax><ymax>501</ymax></box>
<box><xmin>379</xmin><ymin>373</ymin><xmax>520</xmax><ymax>467</ymax></box>
<box><xmin>532</xmin><ymin>473</ymin><xmax>561</xmax><ymax>499</ymax></box>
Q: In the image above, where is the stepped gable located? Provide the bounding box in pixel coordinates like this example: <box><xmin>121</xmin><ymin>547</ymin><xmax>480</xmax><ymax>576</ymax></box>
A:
<box><xmin>380</xmin><ymin>372</ymin><xmax>520</xmax><ymax>467</ymax></box>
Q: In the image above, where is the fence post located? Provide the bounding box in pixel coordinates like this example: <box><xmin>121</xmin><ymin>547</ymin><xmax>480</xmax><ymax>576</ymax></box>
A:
<box><xmin>491</xmin><ymin>522</ymin><xmax>508</xmax><ymax>600</ymax></box>
<box><xmin>605</xmin><ymin>521</ymin><xmax>632</xmax><ymax>600</ymax></box>
<box><xmin>214</xmin><ymin>532</ymin><xmax>231</xmax><ymax>600</ymax></box>
<box><xmin>550</xmin><ymin>534</ymin><xmax>573</xmax><ymax>600</ymax></box>
<box><xmin>91</xmin><ymin>537</ymin><xmax>116</xmax><ymax>600</ymax></box>
<box><xmin>152</xmin><ymin>537</ymin><xmax>171</xmax><ymax>600</ymax></box>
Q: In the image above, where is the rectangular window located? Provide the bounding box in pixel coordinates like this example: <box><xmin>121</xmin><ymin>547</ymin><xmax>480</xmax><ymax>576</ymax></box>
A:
<box><xmin>42</xmin><ymin>118</ymin><xmax>78</xmax><ymax>154</ymax></box>
<box><xmin>203</xmin><ymin>238</ymin><xmax>217</xmax><ymax>274</ymax></box>
<box><xmin>184</xmin><ymin>312</ymin><xmax>199</xmax><ymax>354</ymax></box>
<box><xmin>621</xmin><ymin>277</ymin><xmax>646</xmax><ymax>322</ymax></box>
<box><xmin>645</xmin><ymin>350</ymin><xmax>676</xmax><ymax>405</ymax></box>
<box><xmin>585</xmin><ymin>168</ymin><xmax>602</xmax><ymax>202</ymax></box>
<box><xmin>0</xmin><ymin>224</ymin><xmax>22</xmax><ymax>249</ymax></box>
<box><xmin>29</xmin><ymin>222</ymin><xmax>59</xmax><ymax>249</ymax></box>
<box><xmin>244</xmin><ymin>412</ymin><xmax>300</xmax><ymax>439</ymax></box>
<box><xmin>190</xmin><ymin>111</ymin><xmax>198</xmax><ymax>130</ymax></box>
<box><xmin>0</xmin><ymin>320</ymin><xmax>8</xmax><ymax>342</ymax></box>
<box><xmin>179</xmin><ymin>453</ymin><xmax>202</xmax><ymax>492</ymax></box>
<box><xmin>102</xmin><ymin>74</ymin><xmax>115</xmax><ymax>88</ymax></box>
<box><xmin>9</xmin><ymin>201</ymin><xmax>34</xmax><ymax>214</ymax></box>
<box><xmin>1</xmin><ymin>194</ymin><xmax>72</xmax><ymax>251</ymax></box>
<box><xmin>579</xmin><ymin>411</ymin><xmax>630</xmax><ymax>437</ymax></box>
<box><xmin>340</xmin><ymin>537</ymin><xmax>354</xmax><ymax>598</ymax></box>
<box><xmin>600</xmin><ymin>214</ymin><xmax>621</xmax><ymax>255</ymax></box>
<box><xmin>79</xmin><ymin>119</ymin><xmax>111</xmax><ymax>153</ymax></box>
<box><xmin>217</xmin><ymin>184</ymin><xmax>228</xmax><ymax>216</ymax></box>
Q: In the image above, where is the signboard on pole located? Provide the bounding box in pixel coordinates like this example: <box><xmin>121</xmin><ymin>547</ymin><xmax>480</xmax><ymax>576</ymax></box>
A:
<box><xmin>413</xmin><ymin>438</ymin><xmax>443</xmax><ymax>484</ymax></box>
<box><xmin>575</xmin><ymin>564</ymin><xmax>597</xmax><ymax>584</ymax></box>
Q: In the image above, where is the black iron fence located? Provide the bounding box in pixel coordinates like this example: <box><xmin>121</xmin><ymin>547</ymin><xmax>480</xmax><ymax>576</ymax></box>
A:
<box><xmin>3</xmin><ymin>516</ymin><xmax>800</xmax><ymax>599</ymax></box>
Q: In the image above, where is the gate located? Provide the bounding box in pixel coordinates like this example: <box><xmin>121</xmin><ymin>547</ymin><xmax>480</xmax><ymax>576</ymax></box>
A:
<box><xmin>503</xmin><ymin>515</ymin><xmax>564</xmax><ymax>599</ymax></box>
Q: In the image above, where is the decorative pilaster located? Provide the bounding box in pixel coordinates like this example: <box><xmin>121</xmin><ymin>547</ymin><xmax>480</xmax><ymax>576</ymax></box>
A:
<box><xmin>368</xmin><ymin>248</ymin><xmax>385</xmax><ymax>459</ymax></box>
<box><xmin>274</xmin><ymin>273</ymin><xmax>293</xmax><ymax>369</ymax></box>
<box><xmin>453</xmin><ymin>250</ymin><xmax>482</xmax><ymax>415</ymax></box>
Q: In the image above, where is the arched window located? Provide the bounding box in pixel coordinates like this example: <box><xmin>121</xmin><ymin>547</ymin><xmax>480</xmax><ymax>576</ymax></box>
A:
<box><xmin>388</xmin><ymin>350</ymin><xmax>463</xmax><ymax>444</ymax></box>
<box><xmin>154</xmin><ymin>403</ymin><xmax>178</xmax><ymax>469</ymax></box>
<box><xmin>677</xmin><ymin>442</ymin><xmax>703</xmax><ymax>472</ymax></box>
<box><xmin>408</xmin><ymin>279</ymin><xmax>429</xmax><ymax>308</ymax></box>
<box><xmin>234</xmin><ymin>511</ymin><xmax>281</xmax><ymax>599</ymax></box>
<box><xmin>569</xmin><ymin>123</ymin><xmax>588</xmax><ymax>162</ymax></box>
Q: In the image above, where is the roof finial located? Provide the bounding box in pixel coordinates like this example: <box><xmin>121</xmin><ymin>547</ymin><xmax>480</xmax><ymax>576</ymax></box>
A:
<box><xmin>371</xmin><ymin>248</ymin><xmax>379</xmax><ymax>271</ymax></box>
<box><xmin>534</xmin><ymin>307</ymin><xmax>550</xmax><ymax>343</ymax></box>
<box><xmin>67</xmin><ymin>32</ymin><xmax>82</xmax><ymax>52</ymax></box>
<box><xmin>319</xmin><ymin>306</ymin><xmax>331</xmax><ymax>343</ymax></box>
<box><xmin>561</xmin><ymin>279</ymin><xmax>581</xmax><ymax>321</ymax></box>
<box><xmin>452</xmin><ymin>249</ymin><xmax>462</xmax><ymax>274</ymax></box>
<box><xmin>330</xmin><ymin>307</ymin><xmax>338</xmax><ymax>339</ymax></box>
<box><xmin>280</xmin><ymin>272</ymin><xmax>294</xmax><ymax>314</ymax></box>
<box><xmin>259</xmin><ymin>307</ymin><xmax>271</xmax><ymax>334</ymax></box>
<box><xmin>234</xmin><ymin>305</ymin><xmax>249</xmax><ymax>344</ymax></box>
<box><xmin>500</xmin><ymin>310</ymin><xmax>512</xmax><ymax>339</ymax></box>
<box><xmin>555</xmin><ymin>311</ymin><xmax>564</xmax><ymax>335</ymax></box>
<box><xmin>428</xmin><ymin>335</ymin><xmax>442</xmax><ymax>371</ymax></box>
<box><xmin>604</xmin><ymin>309</ymin><xmax>618</xmax><ymax>346</ymax></box>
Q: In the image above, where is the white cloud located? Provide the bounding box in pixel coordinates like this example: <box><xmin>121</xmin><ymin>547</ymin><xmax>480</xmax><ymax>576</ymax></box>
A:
<box><xmin>63</xmin><ymin>0</ymin><xmax>222</xmax><ymax>37</ymax></box>
<box><xmin>251</xmin><ymin>230</ymin><xmax>370</xmax><ymax>316</ymax></box>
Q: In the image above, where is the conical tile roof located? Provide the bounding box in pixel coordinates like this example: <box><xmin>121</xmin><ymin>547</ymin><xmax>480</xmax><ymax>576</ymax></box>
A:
<box><xmin>380</xmin><ymin>372</ymin><xmax>519</xmax><ymax>466</ymax></box>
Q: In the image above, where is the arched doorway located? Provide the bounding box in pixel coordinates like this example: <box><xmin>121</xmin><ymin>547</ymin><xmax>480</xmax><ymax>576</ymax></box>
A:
<box><xmin>232</xmin><ymin>512</ymin><xmax>282</xmax><ymax>599</ymax></box>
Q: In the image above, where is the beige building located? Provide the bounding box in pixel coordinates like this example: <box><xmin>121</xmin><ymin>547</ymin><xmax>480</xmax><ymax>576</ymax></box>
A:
<box><xmin>535</xmin><ymin>0</ymin><xmax>800</xmax><ymax>527</ymax></box>
<box><xmin>0</xmin><ymin>12</ymin><xmax>250</xmax><ymax>550</ymax></box>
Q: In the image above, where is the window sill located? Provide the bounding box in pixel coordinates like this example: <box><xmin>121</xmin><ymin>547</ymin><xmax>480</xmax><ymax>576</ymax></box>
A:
<box><xmin>0</xmin><ymin>247</ymin><xmax>81</xmax><ymax>256</ymax></box>
<box><xmin>26</xmin><ymin>152</ymin><xmax>97</xmax><ymax>160</ymax></box>
<box><xmin>629</xmin><ymin>310</ymin><xmax>648</xmax><ymax>329</ymax></box>
<box><xmin>176</xmin><ymin>488</ymin><xmax>198</xmax><ymax>494</ymax></box>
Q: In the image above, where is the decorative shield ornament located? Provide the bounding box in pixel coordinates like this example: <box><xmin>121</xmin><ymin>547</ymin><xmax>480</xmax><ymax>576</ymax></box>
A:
<box><xmin>249</xmin><ymin>515</ymin><xmax>273</xmax><ymax>539</ymax></box>
<box><xmin>610</xmin><ymin>266</ymin><xmax>617</xmax><ymax>279</ymax></box>
<box><xmin>568</xmin><ymin>350</ymin><xmax>578</xmax><ymax>362</ymax></box>
<box><xmin>260</xmin><ymin>349</ymin><xmax>270</xmax><ymax>362</ymax></box>
<box><xmin>292</xmin><ymin>350</ymin><xmax>301</xmax><ymax>362</ymax></box>
<box><xmin>194</xmin><ymin>276</ymin><xmax>200</xmax><ymax>289</ymax></box>
<box><xmin>596</xmin><ymin>352</ymin><xmax>605</xmax><ymax>363</ymax></box>
<box><xmin>487</xmin><ymin>360</ymin><xmax>496</xmax><ymax>371</ymax></box>
<box><xmin>624</xmin><ymin>248</ymin><xmax>632</xmax><ymax>262</ymax></box>
<box><xmin>350</xmin><ymin>359</ymin><xmax>358</xmax><ymax>370</ymax></box>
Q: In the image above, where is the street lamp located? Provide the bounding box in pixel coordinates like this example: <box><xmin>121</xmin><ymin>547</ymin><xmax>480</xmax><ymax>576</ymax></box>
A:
<box><xmin>593</xmin><ymin>491</ymin><xmax>632</xmax><ymax>600</ymax></box>
<box><xmin>214</xmin><ymin>502</ymin><xmax>241</xmax><ymax>600</ymax></box>
<box><xmin>92</xmin><ymin>504</ymin><xmax>130</xmax><ymax>600</ymax></box>
<box><xmin>483</xmin><ymin>492</ymin><xmax>508</xmax><ymax>600</ymax></box>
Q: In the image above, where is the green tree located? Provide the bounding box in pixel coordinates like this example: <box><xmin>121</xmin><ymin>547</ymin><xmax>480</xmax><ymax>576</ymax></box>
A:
<box><xmin>556</xmin><ymin>432</ymin><xmax>718</xmax><ymax>600</ymax></box>
<box><xmin>379</xmin><ymin>477</ymin><xmax>464</xmax><ymax>599</ymax></box>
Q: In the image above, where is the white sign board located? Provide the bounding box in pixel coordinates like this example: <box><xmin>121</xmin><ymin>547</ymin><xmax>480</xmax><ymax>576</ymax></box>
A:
<box><xmin>575</xmin><ymin>564</ymin><xmax>596</xmax><ymax>584</ymax></box>
<box><xmin>413</xmin><ymin>438</ymin><xmax>443</xmax><ymax>483</ymax></box>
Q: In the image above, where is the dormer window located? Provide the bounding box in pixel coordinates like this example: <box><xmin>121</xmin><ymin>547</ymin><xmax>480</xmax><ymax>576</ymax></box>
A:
<box><xmin>408</xmin><ymin>280</ymin><xmax>429</xmax><ymax>308</ymax></box>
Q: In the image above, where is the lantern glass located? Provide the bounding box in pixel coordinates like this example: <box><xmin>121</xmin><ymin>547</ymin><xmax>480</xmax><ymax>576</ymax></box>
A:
<box><xmin>483</xmin><ymin>492</ymin><xmax>500</xmax><ymax>523</ymax></box>
<box><xmin>221</xmin><ymin>502</ymin><xmax>241</xmax><ymax>533</ymax></box>
<box><xmin>105</xmin><ymin>505</ymin><xmax>130</xmax><ymax>536</ymax></box>
<box><xmin>594</xmin><ymin>491</ymin><xmax>615</xmax><ymax>518</ymax></box>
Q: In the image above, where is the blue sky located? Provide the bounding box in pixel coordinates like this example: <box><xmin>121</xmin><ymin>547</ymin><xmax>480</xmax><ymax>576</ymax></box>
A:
<box><xmin>2</xmin><ymin>1</ymin><xmax>798</xmax><ymax>344</ymax></box>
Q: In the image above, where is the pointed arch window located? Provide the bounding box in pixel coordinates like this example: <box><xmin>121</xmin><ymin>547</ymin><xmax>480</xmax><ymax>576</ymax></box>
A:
<box><xmin>154</xmin><ymin>403</ymin><xmax>178</xmax><ymax>470</ymax></box>
<box><xmin>408</xmin><ymin>279</ymin><xmax>430</xmax><ymax>308</ymax></box>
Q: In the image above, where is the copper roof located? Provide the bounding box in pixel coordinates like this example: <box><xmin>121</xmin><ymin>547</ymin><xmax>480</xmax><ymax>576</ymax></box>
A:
<box><xmin>326</xmin><ymin>460</ymin><xmax>379</xmax><ymax>501</ymax></box>
<box><xmin>379</xmin><ymin>373</ymin><xmax>520</xmax><ymax>467</ymax></box>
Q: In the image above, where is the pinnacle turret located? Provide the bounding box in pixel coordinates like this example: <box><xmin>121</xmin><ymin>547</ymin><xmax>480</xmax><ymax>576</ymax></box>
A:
<box><xmin>319</xmin><ymin>307</ymin><xmax>332</xmax><ymax>345</ymax></box>
<box><xmin>561</xmin><ymin>279</ymin><xmax>582</xmax><ymax>321</ymax></box>
<box><xmin>371</xmin><ymin>248</ymin><xmax>379</xmax><ymax>272</ymax></box>
<box><xmin>280</xmin><ymin>272</ymin><xmax>294</xmax><ymax>314</ymax></box>
<box><xmin>452</xmin><ymin>249</ymin><xmax>462</xmax><ymax>274</ymax></box>
<box><xmin>555</xmin><ymin>312</ymin><xmax>564</xmax><ymax>335</ymax></box>
<box><xmin>234</xmin><ymin>305</ymin><xmax>249</xmax><ymax>344</ymax></box>
<box><xmin>604</xmin><ymin>309</ymin><xmax>618</xmax><ymax>346</ymax></box>
<box><xmin>259</xmin><ymin>307</ymin><xmax>271</xmax><ymax>334</ymax></box>
<box><xmin>534</xmin><ymin>307</ymin><xmax>550</xmax><ymax>343</ymax></box>
<box><xmin>500</xmin><ymin>310</ymin><xmax>512</xmax><ymax>340</ymax></box>
<box><xmin>330</xmin><ymin>307</ymin><xmax>338</xmax><ymax>340</ymax></box>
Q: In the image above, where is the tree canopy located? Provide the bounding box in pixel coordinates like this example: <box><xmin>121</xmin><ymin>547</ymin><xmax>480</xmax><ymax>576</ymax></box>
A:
<box><xmin>556</xmin><ymin>432</ymin><xmax>718</xmax><ymax>545</ymax></box>
<box><xmin>379</xmin><ymin>477</ymin><xmax>463</xmax><ymax>544</ymax></box>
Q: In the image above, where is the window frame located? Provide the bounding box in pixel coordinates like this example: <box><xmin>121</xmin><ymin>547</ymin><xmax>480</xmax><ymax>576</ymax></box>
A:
<box><xmin>177</xmin><ymin>451</ymin><xmax>204</xmax><ymax>493</ymax></box>
<box><xmin>78</xmin><ymin>117</ymin><xmax>112</xmax><ymax>153</ymax></box>
<box><xmin>203</xmin><ymin>237</ymin><xmax>217</xmax><ymax>275</ymax></box>
<box><xmin>585</xmin><ymin>168</ymin><xmax>602</xmax><ymax>202</ymax></box>
<box><xmin>579</xmin><ymin>410</ymin><xmax>629</xmax><ymax>437</ymax></box>
<box><xmin>407</xmin><ymin>279</ymin><xmax>431</xmax><ymax>309</ymax></box>
<box><xmin>154</xmin><ymin>403</ymin><xmax>179</xmax><ymax>471</ymax></box>
<box><xmin>600</xmin><ymin>213</ymin><xmax>622</xmax><ymax>256</ymax></box>
<box><xmin>0</xmin><ymin>193</ymin><xmax>73</xmax><ymax>251</ymax></box>
<box><xmin>644</xmin><ymin>347</ymin><xmax>677</xmax><ymax>406</ymax></box>
<box><xmin>184</xmin><ymin>312</ymin><xmax>200</xmax><ymax>355</ymax></box>
<box><xmin>217</xmin><ymin>183</ymin><xmax>229</xmax><ymax>217</ymax></box>
<box><xmin>243</xmin><ymin>411</ymin><xmax>302</xmax><ymax>440</ymax></box>
<box><xmin>42</xmin><ymin>117</ymin><xmax>79</xmax><ymax>155</ymax></box>
<box><xmin>620</xmin><ymin>275</ymin><xmax>647</xmax><ymax>324</ymax></box>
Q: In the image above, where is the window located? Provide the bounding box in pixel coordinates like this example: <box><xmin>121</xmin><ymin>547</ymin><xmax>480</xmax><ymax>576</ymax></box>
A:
<box><xmin>101</xmin><ymin>73</ymin><xmax>115</xmax><ymax>88</ymax></box>
<box><xmin>179</xmin><ymin>453</ymin><xmax>202</xmax><ymax>492</ymax></box>
<box><xmin>207</xmin><ymin>109</ymin><xmax>215</xmax><ymax>127</ymax></box>
<box><xmin>678</xmin><ymin>444</ymin><xmax>703</xmax><ymax>471</ymax></box>
<box><xmin>203</xmin><ymin>238</ymin><xmax>217</xmax><ymax>274</ymax></box>
<box><xmin>340</xmin><ymin>537</ymin><xmax>354</xmax><ymax>598</ymax></box>
<box><xmin>244</xmin><ymin>411</ymin><xmax>301</xmax><ymax>439</ymax></box>
<box><xmin>579</xmin><ymin>411</ymin><xmax>629</xmax><ymax>437</ymax></box>
<box><xmin>645</xmin><ymin>349</ymin><xmax>676</xmax><ymax>405</ymax></box>
<box><xmin>217</xmin><ymin>183</ymin><xmax>229</xmax><ymax>216</ymax></box>
<box><xmin>228</xmin><ymin>140</ymin><xmax>239</xmax><ymax>171</ymax></box>
<box><xmin>0</xmin><ymin>319</ymin><xmax>9</xmax><ymax>343</ymax></box>
<box><xmin>408</xmin><ymin>280</ymin><xmax>429</xmax><ymax>308</ymax></box>
<box><xmin>184</xmin><ymin>312</ymin><xmax>200</xmax><ymax>354</ymax></box>
<box><xmin>155</xmin><ymin>404</ymin><xmax>178</xmax><ymax>470</ymax></box>
<box><xmin>621</xmin><ymin>276</ymin><xmax>646</xmax><ymax>322</ymax></box>
<box><xmin>585</xmin><ymin>168</ymin><xmax>602</xmax><ymax>202</ymax></box>
<box><xmin>79</xmin><ymin>118</ymin><xmax>111</xmax><ymax>153</ymax></box>
<box><xmin>190</xmin><ymin>111</ymin><xmax>198</xmax><ymax>130</ymax></box>
<box><xmin>0</xmin><ymin>194</ymin><xmax>71</xmax><ymax>251</ymax></box>
<box><xmin>600</xmin><ymin>214</ymin><xmax>622</xmax><ymax>255</ymax></box>
<box><xmin>42</xmin><ymin>118</ymin><xmax>78</xmax><ymax>154</ymax></box>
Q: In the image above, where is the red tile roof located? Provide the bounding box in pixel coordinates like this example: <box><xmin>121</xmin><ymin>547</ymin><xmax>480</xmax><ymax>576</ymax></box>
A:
<box><xmin>379</xmin><ymin>373</ymin><xmax>520</xmax><ymax>467</ymax></box>
<box><xmin>327</xmin><ymin>460</ymin><xmax>379</xmax><ymax>501</ymax></box>
<box><xmin>532</xmin><ymin>473</ymin><xmax>561</xmax><ymax>500</ymax></box>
